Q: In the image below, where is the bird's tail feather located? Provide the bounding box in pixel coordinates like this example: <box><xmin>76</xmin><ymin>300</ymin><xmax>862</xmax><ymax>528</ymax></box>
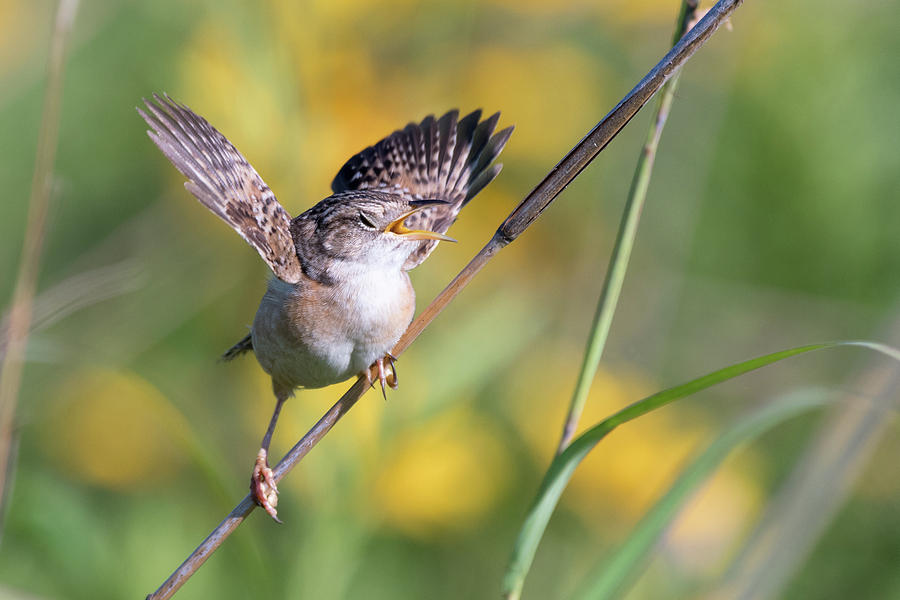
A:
<box><xmin>221</xmin><ymin>333</ymin><xmax>253</xmax><ymax>361</ymax></box>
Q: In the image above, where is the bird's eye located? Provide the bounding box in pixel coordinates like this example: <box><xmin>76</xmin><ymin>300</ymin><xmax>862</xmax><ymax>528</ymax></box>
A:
<box><xmin>358</xmin><ymin>212</ymin><xmax>376</xmax><ymax>228</ymax></box>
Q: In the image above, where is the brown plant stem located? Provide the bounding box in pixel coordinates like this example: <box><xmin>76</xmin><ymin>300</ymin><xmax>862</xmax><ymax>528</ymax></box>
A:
<box><xmin>146</xmin><ymin>1</ymin><xmax>742</xmax><ymax>597</ymax></box>
<box><xmin>0</xmin><ymin>0</ymin><xmax>79</xmax><ymax>524</ymax></box>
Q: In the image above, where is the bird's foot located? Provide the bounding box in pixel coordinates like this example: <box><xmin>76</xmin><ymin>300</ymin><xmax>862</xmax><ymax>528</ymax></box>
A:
<box><xmin>367</xmin><ymin>354</ymin><xmax>398</xmax><ymax>399</ymax></box>
<box><xmin>383</xmin><ymin>353</ymin><xmax>398</xmax><ymax>388</ymax></box>
<box><xmin>251</xmin><ymin>448</ymin><xmax>281</xmax><ymax>522</ymax></box>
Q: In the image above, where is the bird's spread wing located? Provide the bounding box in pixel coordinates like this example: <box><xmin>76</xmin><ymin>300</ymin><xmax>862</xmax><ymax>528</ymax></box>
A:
<box><xmin>138</xmin><ymin>94</ymin><xmax>303</xmax><ymax>283</ymax></box>
<box><xmin>332</xmin><ymin>109</ymin><xmax>513</xmax><ymax>269</ymax></box>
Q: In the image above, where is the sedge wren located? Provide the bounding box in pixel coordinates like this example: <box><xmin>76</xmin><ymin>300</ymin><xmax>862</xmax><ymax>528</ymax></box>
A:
<box><xmin>138</xmin><ymin>94</ymin><xmax>512</xmax><ymax>520</ymax></box>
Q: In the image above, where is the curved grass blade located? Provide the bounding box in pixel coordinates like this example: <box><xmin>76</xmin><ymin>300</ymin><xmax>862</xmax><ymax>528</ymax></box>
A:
<box><xmin>710</xmin><ymin>362</ymin><xmax>899</xmax><ymax>600</ymax></box>
<box><xmin>574</xmin><ymin>389</ymin><xmax>835</xmax><ymax>600</ymax></box>
<box><xmin>502</xmin><ymin>341</ymin><xmax>900</xmax><ymax>599</ymax></box>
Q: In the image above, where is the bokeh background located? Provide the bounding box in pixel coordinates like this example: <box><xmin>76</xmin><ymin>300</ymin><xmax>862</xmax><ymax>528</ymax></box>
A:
<box><xmin>1</xmin><ymin>0</ymin><xmax>898</xmax><ymax>598</ymax></box>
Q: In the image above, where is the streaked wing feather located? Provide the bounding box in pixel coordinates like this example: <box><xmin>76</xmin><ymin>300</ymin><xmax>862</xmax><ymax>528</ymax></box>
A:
<box><xmin>331</xmin><ymin>108</ymin><xmax>513</xmax><ymax>269</ymax></box>
<box><xmin>138</xmin><ymin>93</ymin><xmax>302</xmax><ymax>283</ymax></box>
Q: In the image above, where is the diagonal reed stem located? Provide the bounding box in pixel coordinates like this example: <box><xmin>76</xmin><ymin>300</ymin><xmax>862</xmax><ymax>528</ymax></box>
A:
<box><xmin>145</xmin><ymin>2</ymin><xmax>742</xmax><ymax>597</ymax></box>
<box><xmin>555</xmin><ymin>0</ymin><xmax>700</xmax><ymax>452</ymax></box>
<box><xmin>0</xmin><ymin>0</ymin><xmax>79</xmax><ymax>527</ymax></box>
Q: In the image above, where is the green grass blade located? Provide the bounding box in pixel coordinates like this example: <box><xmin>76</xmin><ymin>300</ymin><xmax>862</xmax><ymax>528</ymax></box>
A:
<box><xmin>709</xmin><ymin>362</ymin><xmax>899</xmax><ymax>600</ymax></box>
<box><xmin>554</xmin><ymin>0</ymin><xmax>699</xmax><ymax>454</ymax></box>
<box><xmin>501</xmin><ymin>341</ymin><xmax>900</xmax><ymax>599</ymax></box>
<box><xmin>574</xmin><ymin>390</ymin><xmax>833</xmax><ymax>600</ymax></box>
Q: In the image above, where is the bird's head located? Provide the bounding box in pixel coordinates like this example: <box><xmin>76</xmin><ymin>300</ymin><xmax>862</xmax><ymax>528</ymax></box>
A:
<box><xmin>293</xmin><ymin>193</ymin><xmax>455</xmax><ymax>275</ymax></box>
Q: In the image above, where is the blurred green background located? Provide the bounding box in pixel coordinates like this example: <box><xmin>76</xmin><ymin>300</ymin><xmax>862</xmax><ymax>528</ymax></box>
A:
<box><xmin>1</xmin><ymin>0</ymin><xmax>898</xmax><ymax>598</ymax></box>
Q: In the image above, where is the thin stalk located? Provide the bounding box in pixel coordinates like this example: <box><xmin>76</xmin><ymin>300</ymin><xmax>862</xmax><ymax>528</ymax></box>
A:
<box><xmin>145</xmin><ymin>2</ymin><xmax>742</xmax><ymax>597</ymax></box>
<box><xmin>556</xmin><ymin>0</ymin><xmax>700</xmax><ymax>453</ymax></box>
<box><xmin>0</xmin><ymin>0</ymin><xmax>79</xmax><ymax>522</ymax></box>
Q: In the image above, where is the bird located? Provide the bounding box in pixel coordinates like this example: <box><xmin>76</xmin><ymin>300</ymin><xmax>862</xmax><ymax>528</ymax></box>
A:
<box><xmin>138</xmin><ymin>94</ymin><xmax>512</xmax><ymax>520</ymax></box>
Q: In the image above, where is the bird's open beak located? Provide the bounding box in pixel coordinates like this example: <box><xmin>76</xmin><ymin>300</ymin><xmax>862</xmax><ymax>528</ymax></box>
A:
<box><xmin>384</xmin><ymin>202</ymin><xmax>457</xmax><ymax>242</ymax></box>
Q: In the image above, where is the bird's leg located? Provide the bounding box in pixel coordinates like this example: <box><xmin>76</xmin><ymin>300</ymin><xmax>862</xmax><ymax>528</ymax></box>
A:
<box><xmin>251</xmin><ymin>391</ymin><xmax>288</xmax><ymax>522</ymax></box>
<box><xmin>366</xmin><ymin>354</ymin><xmax>399</xmax><ymax>400</ymax></box>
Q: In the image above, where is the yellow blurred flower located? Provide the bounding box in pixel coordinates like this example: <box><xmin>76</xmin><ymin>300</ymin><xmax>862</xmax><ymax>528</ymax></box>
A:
<box><xmin>460</xmin><ymin>44</ymin><xmax>606</xmax><ymax>162</ymax></box>
<box><xmin>487</xmin><ymin>0</ymin><xmax>596</xmax><ymax>16</ymax></box>
<box><xmin>507</xmin><ymin>344</ymin><xmax>766</xmax><ymax>569</ymax></box>
<box><xmin>370</xmin><ymin>407</ymin><xmax>512</xmax><ymax>538</ymax></box>
<box><xmin>0</xmin><ymin>0</ymin><xmax>37</xmax><ymax>77</ymax></box>
<box><xmin>175</xmin><ymin>9</ymin><xmax>417</xmax><ymax>210</ymax></box>
<box><xmin>599</xmin><ymin>0</ymin><xmax>693</xmax><ymax>25</ymax></box>
<box><xmin>507</xmin><ymin>346</ymin><xmax>707</xmax><ymax>524</ymax></box>
<box><xmin>42</xmin><ymin>367</ymin><xmax>191</xmax><ymax>490</ymax></box>
<box><xmin>177</xmin><ymin>18</ymin><xmax>308</xmax><ymax>200</ymax></box>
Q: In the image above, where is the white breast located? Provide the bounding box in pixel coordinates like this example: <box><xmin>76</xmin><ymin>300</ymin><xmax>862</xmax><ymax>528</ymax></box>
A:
<box><xmin>251</xmin><ymin>265</ymin><xmax>414</xmax><ymax>392</ymax></box>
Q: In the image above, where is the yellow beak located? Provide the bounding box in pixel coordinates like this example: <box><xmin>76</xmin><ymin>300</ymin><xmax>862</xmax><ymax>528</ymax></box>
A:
<box><xmin>384</xmin><ymin>204</ymin><xmax>456</xmax><ymax>242</ymax></box>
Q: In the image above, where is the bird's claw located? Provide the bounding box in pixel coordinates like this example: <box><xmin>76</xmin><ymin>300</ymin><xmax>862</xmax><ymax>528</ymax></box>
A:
<box><xmin>367</xmin><ymin>354</ymin><xmax>398</xmax><ymax>399</ymax></box>
<box><xmin>251</xmin><ymin>448</ymin><xmax>281</xmax><ymax>523</ymax></box>
<box><xmin>385</xmin><ymin>353</ymin><xmax>398</xmax><ymax>388</ymax></box>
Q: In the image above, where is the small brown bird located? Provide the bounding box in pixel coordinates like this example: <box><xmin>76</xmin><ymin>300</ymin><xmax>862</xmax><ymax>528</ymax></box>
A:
<box><xmin>138</xmin><ymin>94</ymin><xmax>512</xmax><ymax>520</ymax></box>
